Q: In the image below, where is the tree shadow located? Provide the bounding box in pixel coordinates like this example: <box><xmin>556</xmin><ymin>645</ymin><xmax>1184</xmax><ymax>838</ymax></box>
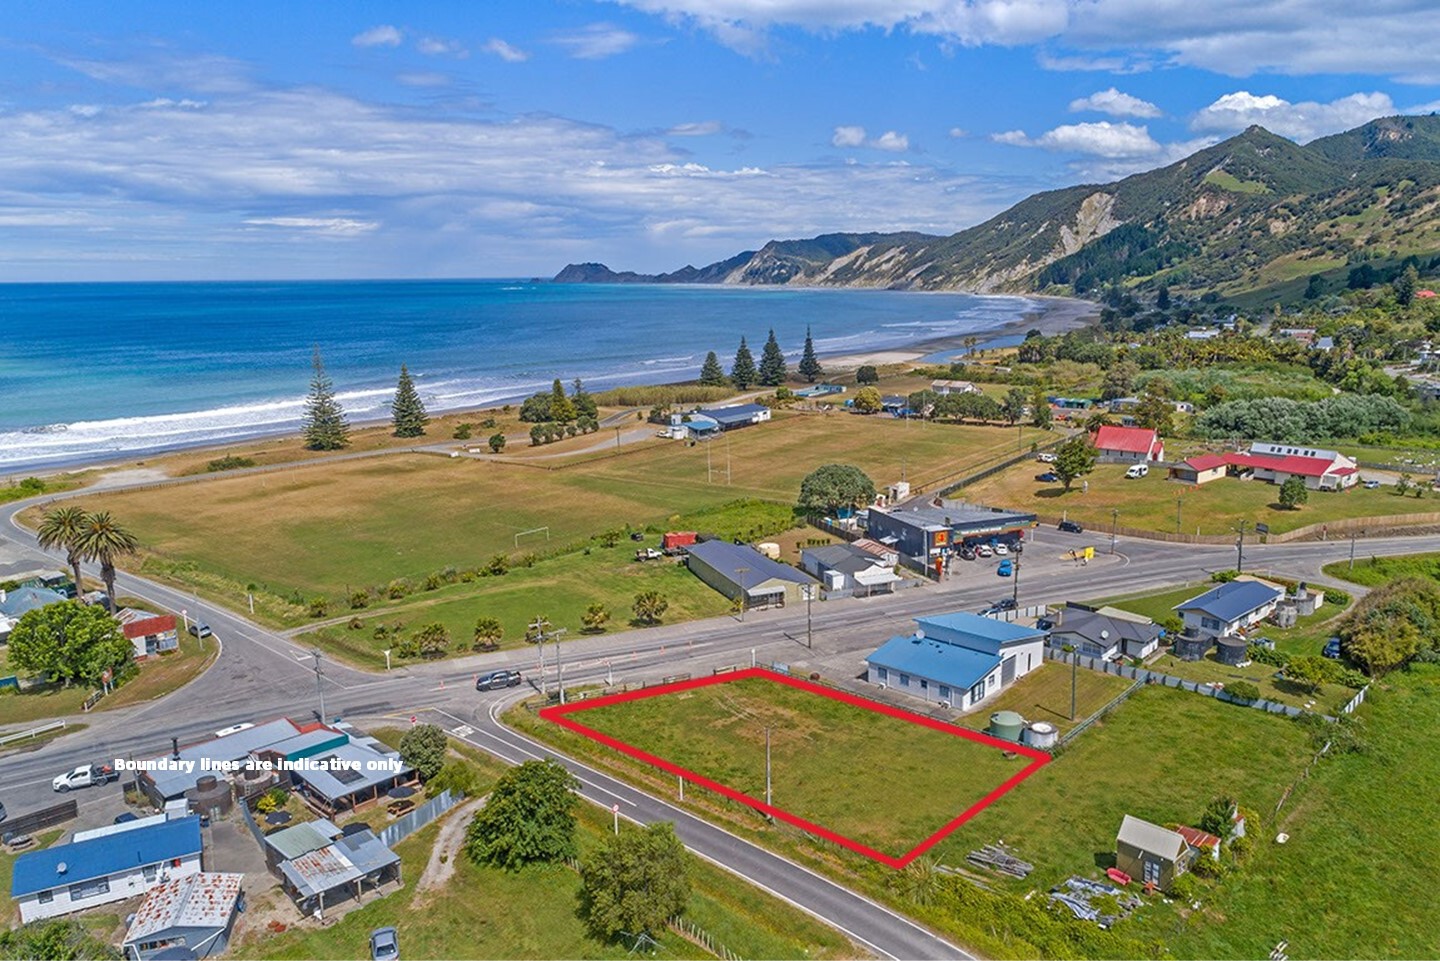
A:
<box><xmin>1035</xmin><ymin>488</ymin><xmax>1074</xmax><ymax>499</ymax></box>
<box><xmin>1093</xmin><ymin>851</ymin><xmax>1118</xmax><ymax>870</ymax></box>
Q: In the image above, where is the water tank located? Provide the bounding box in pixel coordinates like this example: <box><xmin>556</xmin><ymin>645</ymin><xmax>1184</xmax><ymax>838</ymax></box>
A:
<box><xmin>757</xmin><ymin>542</ymin><xmax>780</xmax><ymax>560</ymax></box>
<box><xmin>1173</xmin><ymin>631</ymin><xmax>1213</xmax><ymax>662</ymax></box>
<box><xmin>988</xmin><ymin>710</ymin><xmax>1026</xmax><ymax>743</ymax></box>
<box><xmin>1023</xmin><ymin>721</ymin><xmax>1058</xmax><ymax>749</ymax></box>
<box><xmin>1216</xmin><ymin>637</ymin><xmax>1248</xmax><ymax>666</ymax></box>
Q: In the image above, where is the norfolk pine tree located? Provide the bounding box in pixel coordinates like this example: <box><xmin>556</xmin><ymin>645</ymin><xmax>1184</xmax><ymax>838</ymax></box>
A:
<box><xmin>303</xmin><ymin>348</ymin><xmax>351</xmax><ymax>450</ymax></box>
<box><xmin>390</xmin><ymin>364</ymin><xmax>429</xmax><ymax>437</ymax></box>
<box><xmin>549</xmin><ymin>378</ymin><xmax>576</xmax><ymax>422</ymax></box>
<box><xmin>699</xmin><ymin>351</ymin><xmax>728</xmax><ymax>386</ymax></box>
<box><xmin>798</xmin><ymin>327</ymin><xmax>824</xmax><ymax>383</ymax></box>
<box><xmin>758</xmin><ymin>328</ymin><xmax>788</xmax><ymax>386</ymax></box>
<box><xmin>731</xmin><ymin>337</ymin><xmax>757</xmax><ymax>388</ymax></box>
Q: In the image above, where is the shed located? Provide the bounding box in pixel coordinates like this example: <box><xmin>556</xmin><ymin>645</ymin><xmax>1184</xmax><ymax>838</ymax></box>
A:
<box><xmin>685</xmin><ymin>540</ymin><xmax>817</xmax><ymax>609</ymax></box>
<box><xmin>278</xmin><ymin>829</ymin><xmax>400</xmax><ymax>918</ymax></box>
<box><xmin>122</xmin><ymin>872</ymin><xmax>244</xmax><ymax>961</ymax></box>
<box><xmin>1116</xmin><ymin>815</ymin><xmax>1191</xmax><ymax>889</ymax></box>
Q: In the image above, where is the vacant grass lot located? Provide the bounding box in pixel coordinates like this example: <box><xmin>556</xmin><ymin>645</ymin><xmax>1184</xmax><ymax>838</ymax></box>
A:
<box><xmin>1129</xmin><ymin>665</ymin><xmax>1440</xmax><ymax>959</ymax></box>
<box><xmin>954</xmin><ymin>662</ymin><xmax>1133</xmax><ymax>735</ymax></box>
<box><xmin>962</xmin><ymin>460</ymin><xmax>1412</xmax><ymax>536</ymax></box>
<box><xmin>56</xmin><ymin>412</ymin><xmax>1037</xmax><ymax>629</ymax></box>
<box><xmin>1324</xmin><ymin>551</ymin><xmax>1440</xmax><ymax>587</ymax></box>
<box><xmin>563</xmin><ymin>673</ymin><xmax>1032</xmax><ymax>859</ymax></box>
<box><xmin>253</xmin><ymin>728</ymin><xmax>856</xmax><ymax>961</ymax></box>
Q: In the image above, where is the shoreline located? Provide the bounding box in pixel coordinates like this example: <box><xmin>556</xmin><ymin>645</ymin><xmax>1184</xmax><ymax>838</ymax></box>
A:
<box><xmin>10</xmin><ymin>293</ymin><xmax>1099</xmax><ymax>480</ymax></box>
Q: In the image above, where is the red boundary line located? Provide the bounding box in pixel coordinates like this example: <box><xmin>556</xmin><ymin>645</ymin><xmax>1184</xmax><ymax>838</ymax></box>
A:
<box><xmin>540</xmin><ymin>667</ymin><xmax>1050</xmax><ymax>869</ymax></box>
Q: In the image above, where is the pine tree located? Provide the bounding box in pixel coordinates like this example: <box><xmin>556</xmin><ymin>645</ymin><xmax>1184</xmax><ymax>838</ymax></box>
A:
<box><xmin>699</xmin><ymin>351</ymin><xmax>728</xmax><ymax>386</ymax></box>
<box><xmin>758</xmin><ymin>329</ymin><xmax>788</xmax><ymax>386</ymax></box>
<box><xmin>730</xmin><ymin>337</ymin><xmax>757</xmax><ymax>389</ymax></box>
<box><xmin>571</xmin><ymin>378</ymin><xmax>597</xmax><ymax>418</ymax></box>
<box><xmin>302</xmin><ymin>348</ymin><xmax>350</xmax><ymax>450</ymax></box>
<box><xmin>549</xmin><ymin>378</ymin><xmax>576</xmax><ymax>422</ymax></box>
<box><xmin>798</xmin><ymin>327</ymin><xmax>824</xmax><ymax>383</ymax></box>
<box><xmin>390</xmin><ymin>364</ymin><xmax>428</xmax><ymax>437</ymax></box>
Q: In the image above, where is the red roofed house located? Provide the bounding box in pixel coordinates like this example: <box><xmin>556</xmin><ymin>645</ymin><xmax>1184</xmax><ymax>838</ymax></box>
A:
<box><xmin>1168</xmin><ymin>454</ymin><xmax>1229</xmax><ymax>486</ymax></box>
<box><xmin>121</xmin><ymin>613</ymin><xmax>179</xmax><ymax>660</ymax></box>
<box><xmin>1417</xmin><ymin>289</ymin><xmax>1436</xmax><ymax>299</ymax></box>
<box><xmin>1092</xmin><ymin>425</ymin><xmax>1164</xmax><ymax>464</ymax></box>
<box><xmin>1168</xmin><ymin>442</ymin><xmax>1359</xmax><ymax>492</ymax></box>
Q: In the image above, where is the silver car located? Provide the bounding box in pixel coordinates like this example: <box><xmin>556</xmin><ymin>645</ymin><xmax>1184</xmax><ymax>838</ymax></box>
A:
<box><xmin>370</xmin><ymin>927</ymin><xmax>399</xmax><ymax>961</ymax></box>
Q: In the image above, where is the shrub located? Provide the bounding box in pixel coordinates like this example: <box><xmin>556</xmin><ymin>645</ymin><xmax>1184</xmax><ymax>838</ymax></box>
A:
<box><xmin>423</xmin><ymin>572</ymin><xmax>443</xmax><ymax>592</ymax></box>
<box><xmin>1226</xmin><ymin>680</ymin><xmax>1261</xmax><ymax>702</ymax></box>
<box><xmin>480</xmin><ymin>417</ymin><xmax>497</xmax><ymax>429</ymax></box>
<box><xmin>1211</xmin><ymin>569</ymin><xmax>1239</xmax><ymax>583</ymax></box>
<box><xmin>1167</xmin><ymin>872</ymin><xmax>1201</xmax><ymax>902</ymax></box>
<box><xmin>453</xmin><ymin>423</ymin><xmax>474</xmax><ymax>440</ymax></box>
<box><xmin>348</xmin><ymin>616</ymin><xmax>364</xmax><ymax>630</ymax></box>
<box><xmin>206</xmin><ymin>454</ymin><xmax>256</xmax><ymax>472</ymax></box>
<box><xmin>1190</xmin><ymin>852</ymin><xmax>1226</xmax><ymax>878</ymax></box>
<box><xmin>1248</xmin><ymin>644</ymin><xmax>1289</xmax><ymax>668</ymax></box>
<box><xmin>348</xmin><ymin>589</ymin><xmax>370</xmax><ymax>610</ymax></box>
<box><xmin>484</xmin><ymin>554</ymin><xmax>509</xmax><ymax>576</ymax></box>
<box><xmin>387</xmin><ymin>578</ymin><xmax>413</xmax><ymax>600</ymax></box>
<box><xmin>307</xmin><ymin>596</ymin><xmax>330</xmax><ymax>618</ymax></box>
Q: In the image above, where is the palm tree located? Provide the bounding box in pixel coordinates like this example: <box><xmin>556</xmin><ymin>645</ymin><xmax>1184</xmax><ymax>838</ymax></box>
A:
<box><xmin>36</xmin><ymin>506</ymin><xmax>90</xmax><ymax>596</ymax></box>
<box><xmin>77</xmin><ymin>511</ymin><xmax>139</xmax><ymax>612</ymax></box>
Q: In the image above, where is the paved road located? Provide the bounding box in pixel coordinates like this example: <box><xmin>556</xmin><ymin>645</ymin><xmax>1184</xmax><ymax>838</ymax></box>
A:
<box><xmin>5</xmin><ymin>483</ymin><xmax>1440</xmax><ymax>955</ymax></box>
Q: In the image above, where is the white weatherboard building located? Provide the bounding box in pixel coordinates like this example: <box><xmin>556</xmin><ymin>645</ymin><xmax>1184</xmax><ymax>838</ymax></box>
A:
<box><xmin>865</xmin><ymin>612</ymin><xmax>1046</xmax><ymax>710</ymax></box>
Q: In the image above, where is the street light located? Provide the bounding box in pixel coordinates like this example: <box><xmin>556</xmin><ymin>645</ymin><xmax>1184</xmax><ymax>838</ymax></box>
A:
<box><xmin>1110</xmin><ymin>509</ymin><xmax>1119</xmax><ymax>555</ymax></box>
<box><xmin>1011</xmin><ymin>555</ymin><xmax>1021</xmax><ymax>607</ymax></box>
<box><xmin>802</xmin><ymin>584</ymin><xmax>814</xmax><ymax>649</ymax></box>
<box><xmin>305</xmin><ymin>649</ymin><xmax>326</xmax><ymax>723</ymax></box>
<box><xmin>1349</xmin><ymin>528</ymin><xmax>1366</xmax><ymax>571</ymax></box>
<box><xmin>1233</xmin><ymin>520</ymin><xmax>1250</xmax><ymax>573</ymax></box>
<box><xmin>735</xmin><ymin>566</ymin><xmax>750</xmax><ymax>622</ymax></box>
<box><xmin>1176</xmin><ymin>494</ymin><xmax>1183</xmax><ymax>535</ymax></box>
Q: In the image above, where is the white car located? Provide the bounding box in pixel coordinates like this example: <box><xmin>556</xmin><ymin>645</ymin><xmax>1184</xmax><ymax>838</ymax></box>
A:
<box><xmin>1125</xmin><ymin>464</ymin><xmax>1149</xmax><ymax>479</ymax></box>
<box><xmin>993</xmin><ymin>543</ymin><xmax>1009</xmax><ymax>555</ymax></box>
<box><xmin>977</xmin><ymin>544</ymin><xmax>994</xmax><ymax>558</ymax></box>
<box><xmin>1036</xmin><ymin>452</ymin><xmax>1057</xmax><ymax>463</ymax></box>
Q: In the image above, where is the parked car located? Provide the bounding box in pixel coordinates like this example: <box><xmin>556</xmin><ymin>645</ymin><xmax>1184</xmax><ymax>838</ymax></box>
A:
<box><xmin>113</xmin><ymin>812</ymin><xmax>139</xmax><ymax>825</ymax></box>
<box><xmin>0</xmin><ymin>800</ymin><xmax>6</xmax><ymax>824</ymax></box>
<box><xmin>370</xmin><ymin>927</ymin><xmax>400</xmax><ymax>961</ymax></box>
<box><xmin>1034</xmin><ymin>471</ymin><xmax>1059</xmax><ymax>482</ymax></box>
<box><xmin>188</xmin><ymin>622</ymin><xmax>213</xmax><ymax>638</ymax></box>
<box><xmin>980</xmin><ymin>598</ymin><xmax>1018</xmax><ymax>615</ymax></box>
<box><xmin>629</xmin><ymin>531</ymin><xmax>646</xmax><ymax>541</ymax></box>
<box><xmin>214</xmin><ymin>722</ymin><xmax>255</xmax><ymax>738</ymax></box>
<box><xmin>993</xmin><ymin>542</ymin><xmax>1009</xmax><ymax>555</ymax></box>
<box><xmin>52</xmin><ymin>763</ymin><xmax>118</xmax><ymax>792</ymax></box>
<box><xmin>476</xmin><ymin>669</ymin><xmax>523</xmax><ymax>692</ymax></box>
<box><xmin>976</xmin><ymin>544</ymin><xmax>994</xmax><ymax>557</ymax></box>
<box><xmin>634</xmin><ymin>547</ymin><xmax>663</xmax><ymax>561</ymax></box>
<box><xmin>1125</xmin><ymin>464</ymin><xmax>1149</xmax><ymax>479</ymax></box>
<box><xmin>1323</xmin><ymin>637</ymin><xmax>1342</xmax><ymax>660</ymax></box>
<box><xmin>996</xmin><ymin>559</ymin><xmax>1014</xmax><ymax>576</ymax></box>
<box><xmin>957</xmin><ymin>546</ymin><xmax>977</xmax><ymax>561</ymax></box>
<box><xmin>1036</xmin><ymin>452</ymin><xmax>1056</xmax><ymax>463</ymax></box>
<box><xmin>1058</xmin><ymin>520</ymin><xmax>1084</xmax><ymax>534</ymax></box>
<box><xmin>1010</xmin><ymin>540</ymin><xmax>1025</xmax><ymax>554</ymax></box>
<box><xmin>1363</xmin><ymin>479</ymin><xmax>1382</xmax><ymax>489</ymax></box>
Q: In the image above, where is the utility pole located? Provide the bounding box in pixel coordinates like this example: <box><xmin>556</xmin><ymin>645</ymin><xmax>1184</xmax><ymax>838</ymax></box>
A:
<box><xmin>1011</xmin><ymin>555</ymin><xmax>1021</xmax><ymax>607</ymax></box>
<box><xmin>1234</xmin><ymin>521</ymin><xmax>1249</xmax><ymax>573</ymax></box>
<box><xmin>308</xmin><ymin>649</ymin><xmax>326</xmax><ymax>723</ymax></box>
<box><xmin>530</xmin><ymin>615</ymin><xmax>550</xmax><ymax>696</ymax></box>
<box><xmin>805</xmin><ymin>585</ymin><xmax>814</xmax><ymax>649</ymax></box>
<box><xmin>1110</xmin><ymin>508</ymin><xmax>1120</xmax><ymax>555</ymax></box>
<box><xmin>764</xmin><ymin>726</ymin><xmax>772</xmax><ymax>807</ymax></box>
<box><xmin>552</xmin><ymin>627</ymin><xmax>569</xmax><ymax>704</ymax></box>
<box><xmin>1176</xmin><ymin>494</ymin><xmax>1183</xmax><ymax>535</ymax></box>
<box><xmin>735</xmin><ymin>567</ymin><xmax>749</xmax><ymax>622</ymax></box>
<box><xmin>1349</xmin><ymin>528</ymin><xmax>1365</xmax><ymax>571</ymax></box>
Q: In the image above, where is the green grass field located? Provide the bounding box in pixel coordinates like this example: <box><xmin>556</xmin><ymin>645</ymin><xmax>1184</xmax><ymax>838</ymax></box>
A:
<box><xmin>962</xmin><ymin>460</ymin><xmax>1414</xmax><ymax>536</ymax></box>
<box><xmin>564</xmin><ymin>674</ymin><xmax>1027</xmax><ymax>858</ymax></box>
<box><xmin>1127</xmin><ymin>665</ymin><xmax>1440</xmax><ymax>959</ymax></box>
<box><xmin>1323</xmin><ymin>551</ymin><xmax>1440</xmax><ymax>587</ymax></box>
<box><xmin>954</xmin><ymin>662</ymin><xmax>1133</xmax><ymax>735</ymax></box>
<box><xmin>253</xmin><ymin>728</ymin><xmax>857</xmax><ymax>961</ymax></box>
<box><xmin>0</xmin><ymin>639</ymin><xmax>215</xmax><ymax>726</ymax></box>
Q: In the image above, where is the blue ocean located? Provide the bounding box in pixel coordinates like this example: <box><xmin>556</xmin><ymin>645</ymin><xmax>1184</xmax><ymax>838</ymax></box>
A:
<box><xmin>0</xmin><ymin>280</ymin><xmax>1038</xmax><ymax>471</ymax></box>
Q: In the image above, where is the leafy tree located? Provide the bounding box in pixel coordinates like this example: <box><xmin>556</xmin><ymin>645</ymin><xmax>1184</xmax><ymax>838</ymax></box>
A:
<box><xmin>412</xmin><ymin>621</ymin><xmax>451</xmax><ymax>659</ymax></box>
<box><xmin>907</xmin><ymin>389</ymin><xmax>940</xmax><ymax>419</ymax></box>
<box><xmin>730</xmin><ymin>337</ymin><xmax>757</xmax><ymax>389</ymax></box>
<box><xmin>518</xmin><ymin>392</ymin><xmax>553</xmax><ymax>422</ymax></box>
<box><xmin>302</xmin><ymin>348</ymin><xmax>351</xmax><ymax>450</ymax></box>
<box><xmin>699</xmin><ymin>351</ymin><xmax>728</xmax><ymax>386</ymax></box>
<box><xmin>488</xmin><ymin>432</ymin><xmax>507</xmax><ymax>453</ymax></box>
<box><xmin>1155</xmin><ymin>285</ymin><xmax>1171</xmax><ymax>310</ymax></box>
<box><xmin>1285</xmin><ymin>655</ymin><xmax>1329</xmax><ymax>694</ymax></box>
<box><xmin>550</xmin><ymin>378</ymin><xmax>576</xmax><ymax>423</ymax></box>
<box><xmin>429</xmin><ymin>760</ymin><xmax>481</xmax><ymax>797</ymax></box>
<box><xmin>1197</xmin><ymin>797</ymin><xmax>1237</xmax><ymax>838</ymax></box>
<box><xmin>571</xmin><ymin>379</ymin><xmax>598</xmax><ymax>419</ymax></box>
<box><xmin>530</xmin><ymin>424</ymin><xmax>548</xmax><ymax>447</ymax></box>
<box><xmin>581</xmin><ymin>603</ymin><xmax>611</xmax><ymax>633</ymax></box>
<box><xmin>757</xmin><ymin>328</ymin><xmax>789</xmax><ymax>386</ymax></box>
<box><xmin>465</xmin><ymin>759</ymin><xmax>579</xmax><ymax>869</ymax></box>
<box><xmin>852</xmin><ymin>386</ymin><xmax>883</xmax><ymax>414</ymax></box>
<box><xmin>1278</xmin><ymin>475</ymin><xmax>1309</xmax><ymax>509</ymax></box>
<box><xmin>798</xmin><ymin>327</ymin><xmax>824</xmax><ymax>383</ymax></box>
<box><xmin>1100</xmin><ymin>359</ymin><xmax>1139</xmax><ymax>400</ymax></box>
<box><xmin>390</xmin><ymin>364</ymin><xmax>429</xmax><ymax>437</ymax></box>
<box><xmin>1053</xmin><ymin>436</ymin><xmax>1098</xmax><ymax>492</ymax></box>
<box><xmin>580</xmin><ymin>822</ymin><xmax>691</xmax><ymax>940</ymax></box>
<box><xmin>1337</xmin><ymin>576</ymin><xmax>1440</xmax><ymax>675</ymax></box>
<box><xmin>36</xmin><ymin>506</ymin><xmax>88</xmax><ymax>596</ymax></box>
<box><xmin>472</xmin><ymin>617</ymin><xmax>503</xmax><ymax>650</ymax></box>
<box><xmin>7</xmin><ymin>601</ymin><xmax>130</xmax><ymax>686</ymax></box>
<box><xmin>1132</xmin><ymin>391</ymin><xmax>1173</xmax><ymax>435</ymax></box>
<box><xmin>1083</xmin><ymin>410</ymin><xmax>1113</xmax><ymax>431</ymax></box>
<box><xmin>76</xmin><ymin>511</ymin><xmax>138</xmax><ymax>612</ymax></box>
<box><xmin>1001</xmin><ymin>387</ymin><xmax>1028</xmax><ymax>426</ymax></box>
<box><xmin>855</xmin><ymin>364</ymin><xmax>879</xmax><ymax>385</ymax></box>
<box><xmin>798</xmin><ymin>463</ymin><xmax>876</xmax><ymax>515</ymax></box>
<box><xmin>399</xmin><ymin>722</ymin><xmax>448</xmax><ymax>781</ymax></box>
<box><xmin>632</xmin><ymin>591</ymin><xmax>669</xmax><ymax>625</ymax></box>
<box><xmin>0</xmin><ymin>918</ymin><xmax>122</xmax><ymax>960</ymax></box>
<box><xmin>453</xmin><ymin>422</ymin><xmax>474</xmax><ymax>440</ymax></box>
<box><xmin>1029</xmin><ymin>386</ymin><xmax>1052</xmax><ymax>429</ymax></box>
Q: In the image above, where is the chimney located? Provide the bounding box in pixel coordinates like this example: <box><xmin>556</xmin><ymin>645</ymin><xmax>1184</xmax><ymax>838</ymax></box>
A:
<box><xmin>171</xmin><ymin>737</ymin><xmax>180</xmax><ymax>761</ymax></box>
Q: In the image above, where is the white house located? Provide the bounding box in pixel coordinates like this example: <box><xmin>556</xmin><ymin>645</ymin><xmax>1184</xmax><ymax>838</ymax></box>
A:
<box><xmin>11</xmin><ymin>816</ymin><xmax>204</xmax><ymax>922</ymax></box>
<box><xmin>930</xmin><ymin>379</ymin><xmax>981</xmax><ymax>395</ymax></box>
<box><xmin>1224</xmin><ymin>442</ymin><xmax>1359</xmax><ymax>491</ymax></box>
<box><xmin>118</xmin><ymin>610</ymin><xmax>179</xmax><ymax>660</ymax></box>
<box><xmin>1174</xmin><ymin>580</ymin><xmax>1284</xmax><ymax>639</ymax></box>
<box><xmin>865</xmin><ymin>612</ymin><xmax>1045</xmax><ymax>710</ymax></box>
<box><xmin>800</xmin><ymin>543</ymin><xmax>901</xmax><ymax>597</ymax></box>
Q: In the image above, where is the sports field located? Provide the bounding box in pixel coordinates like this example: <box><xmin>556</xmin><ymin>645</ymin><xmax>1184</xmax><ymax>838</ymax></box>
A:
<box><xmin>544</xmin><ymin>670</ymin><xmax>1046</xmax><ymax>865</ymax></box>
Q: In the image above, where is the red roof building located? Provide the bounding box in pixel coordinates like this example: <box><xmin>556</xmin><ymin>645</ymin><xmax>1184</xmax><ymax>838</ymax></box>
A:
<box><xmin>121</xmin><ymin>614</ymin><xmax>178</xmax><ymax>659</ymax></box>
<box><xmin>1092</xmin><ymin>425</ymin><xmax>1164</xmax><ymax>464</ymax></box>
<box><xmin>1175</xmin><ymin>825</ymin><xmax>1222</xmax><ymax>861</ymax></box>
<box><xmin>1167</xmin><ymin>443</ymin><xmax>1359</xmax><ymax>490</ymax></box>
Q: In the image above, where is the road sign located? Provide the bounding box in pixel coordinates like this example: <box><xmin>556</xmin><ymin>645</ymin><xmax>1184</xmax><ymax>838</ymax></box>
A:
<box><xmin>409</xmin><ymin>715</ymin><xmax>417</xmax><ymax>725</ymax></box>
<box><xmin>1255</xmin><ymin>522</ymin><xmax>1271</xmax><ymax>534</ymax></box>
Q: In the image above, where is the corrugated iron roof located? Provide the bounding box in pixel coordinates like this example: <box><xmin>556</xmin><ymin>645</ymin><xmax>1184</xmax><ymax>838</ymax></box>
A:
<box><xmin>1093</xmin><ymin>425</ymin><xmax>1160</xmax><ymax>455</ymax></box>
<box><xmin>124</xmin><ymin>872</ymin><xmax>243</xmax><ymax>943</ymax></box>
<box><xmin>11</xmin><ymin>817</ymin><xmax>202</xmax><ymax>898</ymax></box>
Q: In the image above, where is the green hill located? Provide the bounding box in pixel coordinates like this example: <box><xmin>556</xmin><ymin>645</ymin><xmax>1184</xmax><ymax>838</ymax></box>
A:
<box><xmin>556</xmin><ymin>115</ymin><xmax>1440</xmax><ymax>298</ymax></box>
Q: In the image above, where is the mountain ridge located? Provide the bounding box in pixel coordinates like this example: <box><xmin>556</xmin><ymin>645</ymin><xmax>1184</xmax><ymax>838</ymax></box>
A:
<box><xmin>556</xmin><ymin>115</ymin><xmax>1440</xmax><ymax>298</ymax></box>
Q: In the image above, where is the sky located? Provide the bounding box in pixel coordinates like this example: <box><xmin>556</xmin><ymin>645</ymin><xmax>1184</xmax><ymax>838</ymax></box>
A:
<box><xmin>3</xmin><ymin>0</ymin><xmax>1440</xmax><ymax>281</ymax></box>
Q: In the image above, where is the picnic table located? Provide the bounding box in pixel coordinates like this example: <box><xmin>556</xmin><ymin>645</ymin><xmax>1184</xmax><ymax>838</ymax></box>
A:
<box><xmin>386</xmin><ymin>799</ymin><xmax>415</xmax><ymax>818</ymax></box>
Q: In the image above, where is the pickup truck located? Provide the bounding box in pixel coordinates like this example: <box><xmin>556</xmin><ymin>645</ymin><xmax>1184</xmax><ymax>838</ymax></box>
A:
<box><xmin>634</xmin><ymin>548</ymin><xmax>663</xmax><ymax>561</ymax></box>
<box><xmin>52</xmin><ymin>763</ymin><xmax>119</xmax><ymax>792</ymax></box>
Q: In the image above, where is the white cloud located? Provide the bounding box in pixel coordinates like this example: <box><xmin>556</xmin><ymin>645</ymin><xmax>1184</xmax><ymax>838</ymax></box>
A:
<box><xmin>395</xmin><ymin>72</ymin><xmax>452</xmax><ymax>88</ymax></box>
<box><xmin>243</xmin><ymin>216</ymin><xmax>379</xmax><ymax>235</ymax></box>
<box><xmin>416</xmin><ymin>36</ymin><xmax>469</xmax><ymax>59</ymax></box>
<box><xmin>352</xmin><ymin>25</ymin><xmax>404</xmax><ymax>48</ymax></box>
<box><xmin>1069</xmin><ymin>87</ymin><xmax>1160</xmax><ymax>118</ymax></box>
<box><xmin>948</xmin><ymin>127</ymin><xmax>969</xmax><ymax>138</ymax></box>
<box><xmin>667</xmin><ymin>121</ymin><xmax>724</xmax><ymax>136</ymax></box>
<box><xmin>832</xmin><ymin>125</ymin><xmax>910</xmax><ymax>151</ymax></box>
<box><xmin>1191</xmin><ymin>90</ymin><xmax>1395</xmax><ymax>143</ymax></box>
<box><xmin>992</xmin><ymin>120</ymin><xmax>1160</xmax><ymax>157</ymax></box>
<box><xmin>483</xmin><ymin>38</ymin><xmax>530</xmax><ymax>62</ymax></box>
<box><xmin>552</xmin><ymin>23</ymin><xmax>641</xmax><ymax>59</ymax></box>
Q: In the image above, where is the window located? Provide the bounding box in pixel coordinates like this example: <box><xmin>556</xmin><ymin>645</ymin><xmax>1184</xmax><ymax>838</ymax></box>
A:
<box><xmin>988</xmin><ymin>673</ymin><xmax>997</xmax><ymax>687</ymax></box>
<box><xmin>1202</xmin><ymin>617</ymin><xmax>1221</xmax><ymax>631</ymax></box>
<box><xmin>876</xmin><ymin>666</ymin><xmax>888</xmax><ymax>681</ymax></box>
<box><xmin>38</xmin><ymin>890</ymin><xmax>53</xmax><ymax>904</ymax></box>
<box><xmin>899</xmin><ymin>673</ymin><xmax>910</xmax><ymax>687</ymax></box>
<box><xmin>142</xmin><ymin>864</ymin><xmax>157</xmax><ymax>882</ymax></box>
<box><xmin>920</xmin><ymin>679</ymin><xmax>928</xmax><ymax>691</ymax></box>
<box><xmin>69</xmin><ymin>878</ymin><xmax>110</xmax><ymax>901</ymax></box>
<box><xmin>939</xmin><ymin>685</ymin><xmax>950</xmax><ymax>699</ymax></box>
<box><xmin>969</xmin><ymin>681</ymin><xmax>986</xmax><ymax>702</ymax></box>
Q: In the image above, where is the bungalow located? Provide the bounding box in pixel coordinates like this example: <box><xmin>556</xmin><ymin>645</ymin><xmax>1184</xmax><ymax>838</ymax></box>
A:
<box><xmin>1225</xmin><ymin>442</ymin><xmax>1358</xmax><ymax>491</ymax></box>
<box><xmin>1174</xmin><ymin>579</ymin><xmax>1284</xmax><ymax>638</ymax></box>
<box><xmin>1116</xmin><ymin>815</ymin><xmax>1193</xmax><ymax>889</ymax></box>
<box><xmin>122</xmin><ymin>872</ymin><xmax>244</xmax><ymax>961</ymax></box>
<box><xmin>1046</xmin><ymin>604</ymin><xmax>1162</xmax><ymax>661</ymax></box>
<box><xmin>120</xmin><ymin>612</ymin><xmax>179</xmax><ymax>660</ymax></box>
<box><xmin>1092</xmin><ymin>425</ymin><xmax>1164</xmax><ymax>464</ymax></box>
<box><xmin>11</xmin><ymin>816</ymin><xmax>204</xmax><ymax>923</ymax></box>
<box><xmin>1186</xmin><ymin>328</ymin><xmax>1221</xmax><ymax>340</ymax></box>
<box><xmin>930</xmin><ymin>379</ymin><xmax>981</xmax><ymax>395</ymax></box>
<box><xmin>686</xmin><ymin>540</ymin><xmax>817</xmax><ymax>610</ymax></box>
<box><xmin>1167</xmin><ymin>454</ymin><xmax>1229</xmax><ymax>486</ymax></box>
<box><xmin>800</xmin><ymin>543</ymin><xmax>901</xmax><ymax>597</ymax></box>
<box><xmin>0</xmin><ymin>585</ymin><xmax>68</xmax><ymax>620</ymax></box>
<box><xmin>696</xmin><ymin>403</ymin><xmax>771</xmax><ymax>431</ymax></box>
<box><xmin>851</xmin><ymin>538</ymin><xmax>900</xmax><ymax>567</ymax></box>
<box><xmin>666</xmin><ymin>412</ymin><xmax>720</xmax><ymax>440</ymax></box>
<box><xmin>865</xmin><ymin>612</ymin><xmax>1045</xmax><ymax>710</ymax></box>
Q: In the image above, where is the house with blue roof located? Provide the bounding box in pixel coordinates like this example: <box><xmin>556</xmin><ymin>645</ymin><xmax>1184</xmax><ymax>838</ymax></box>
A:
<box><xmin>1174</xmin><ymin>579</ymin><xmax>1284</xmax><ymax>638</ymax></box>
<box><xmin>11</xmin><ymin>815</ymin><xmax>204</xmax><ymax>922</ymax></box>
<box><xmin>865</xmin><ymin>612</ymin><xmax>1046</xmax><ymax>710</ymax></box>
